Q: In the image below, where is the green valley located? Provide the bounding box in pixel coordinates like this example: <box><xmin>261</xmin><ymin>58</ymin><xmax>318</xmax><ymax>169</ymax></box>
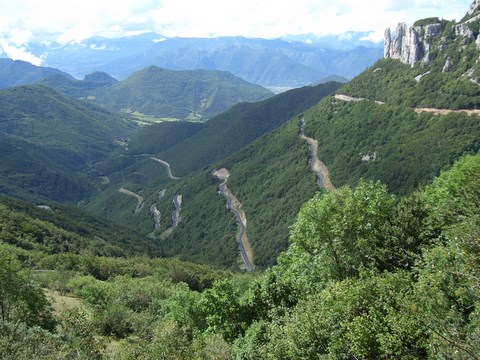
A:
<box><xmin>2</xmin><ymin>1</ymin><xmax>480</xmax><ymax>358</ymax></box>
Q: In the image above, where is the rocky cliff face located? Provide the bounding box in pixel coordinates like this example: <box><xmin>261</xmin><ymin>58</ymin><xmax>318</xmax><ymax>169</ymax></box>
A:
<box><xmin>384</xmin><ymin>22</ymin><xmax>442</xmax><ymax>67</ymax></box>
<box><xmin>469</xmin><ymin>0</ymin><xmax>480</xmax><ymax>16</ymax></box>
<box><xmin>384</xmin><ymin>0</ymin><xmax>480</xmax><ymax>67</ymax></box>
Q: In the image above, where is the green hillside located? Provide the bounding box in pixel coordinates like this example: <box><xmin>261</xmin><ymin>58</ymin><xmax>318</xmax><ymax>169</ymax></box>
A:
<box><xmin>96</xmin><ymin>81</ymin><xmax>342</xmax><ymax>183</ymax></box>
<box><xmin>83</xmin><ymin>82</ymin><xmax>341</xmax><ymax>235</ymax></box>
<box><xmin>0</xmin><ymin>195</ymin><xmax>155</xmax><ymax>256</ymax></box>
<box><xmin>162</xmin><ymin>95</ymin><xmax>480</xmax><ymax>268</ymax></box>
<box><xmin>91</xmin><ymin>66</ymin><xmax>273</xmax><ymax>121</ymax></box>
<box><xmin>155</xmin><ymin>81</ymin><xmax>343</xmax><ymax>176</ymax></box>
<box><xmin>0</xmin><ymin>134</ymin><xmax>92</xmax><ymax>202</ymax></box>
<box><xmin>0</xmin><ymin>85</ymin><xmax>137</xmax><ymax>201</ymax></box>
<box><xmin>125</xmin><ymin>121</ymin><xmax>206</xmax><ymax>155</ymax></box>
<box><xmin>126</xmin><ymin>14</ymin><xmax>480</xmax><ymax>269</ymax></box>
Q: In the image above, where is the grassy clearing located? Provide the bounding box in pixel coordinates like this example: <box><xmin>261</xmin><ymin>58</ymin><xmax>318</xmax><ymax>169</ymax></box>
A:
<box><xmin>44</xmin><ymin>289</ymin><xmax>84</xmax><ymax>316</ymax></box>
<box><xmin>123</xmin><ymin>109</ymin><xmax>179</xmax><ymax>125</ymax></box>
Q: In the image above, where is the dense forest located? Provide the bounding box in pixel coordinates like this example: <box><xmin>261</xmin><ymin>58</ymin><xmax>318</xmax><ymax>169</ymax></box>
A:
<box><xmin>1</xmin><ymin>154</ymin><xmax>479</xmax><ymax>358</ymax></box>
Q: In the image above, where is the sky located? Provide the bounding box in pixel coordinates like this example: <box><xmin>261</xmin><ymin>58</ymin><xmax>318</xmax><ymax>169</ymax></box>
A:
<box><xmin>0</xmin><ymin>0</ymin><xmax>474</xmax><ymax>64</ymax></box>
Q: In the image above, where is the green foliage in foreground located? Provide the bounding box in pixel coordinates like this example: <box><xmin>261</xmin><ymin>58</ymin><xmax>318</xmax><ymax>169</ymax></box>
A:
<box><xmin>0</xmin><ymin>195</ymin><xmax>157</xmax><ymax>257</ymax></box>
<box><xmin>2</xmin><ymin>154</ymin><xmax>479</xmax><ymax>359</ymax></box>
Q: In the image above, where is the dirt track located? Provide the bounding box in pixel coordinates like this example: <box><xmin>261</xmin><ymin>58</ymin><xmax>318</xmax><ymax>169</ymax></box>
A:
<box><xmin>298</xmin><ymin>117</ymin><xmax>335</xmax><ymax>191</ymax></box>
<box><xmin>334</xmin><ymin>93</ymin><xmax>480</xmax><ymax>116</ymax></box>
<box><xmin>213</xmin><ymin>168</ymin><xmax>254</xmax><ymax>272</ymax></box>
<box><xmin>118</xmin><ymin>187</ymin><xmax>145</xmax><ymax>213</ymax></box>
<box><xmin>150</xmin><ymin>157</ymin><xmax>181</xmax><ymax>180</ymax></box>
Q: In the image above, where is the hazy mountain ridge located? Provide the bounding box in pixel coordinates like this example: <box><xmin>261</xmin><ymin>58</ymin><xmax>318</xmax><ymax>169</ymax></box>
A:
<box><xmin>0</xmin><ymin>58</ymin><xmax>73</xmax><ymax>89</ymax></box>
<box><xmin>14</xmin><ymin>33</ymin><xmax>382</xmax><ymax>87</ymax></box>
<box><xmin>98</xmin><ymin>36</ymin><xmax>383</xmax><ymax>87</ymax></box>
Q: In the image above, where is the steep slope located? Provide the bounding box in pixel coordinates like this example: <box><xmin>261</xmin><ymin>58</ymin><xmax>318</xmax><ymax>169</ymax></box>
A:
<box><xmin>126</xmin><ymin>121</ymin><xmax>207</xmax><ymax>155</ymax></box>
<box><xmin>154</xmin><ymin>81</ymin><xmax>343</xmax><ymax>176</ymax></box>
<box><xmin>0</xmin><ymin>84</ymin><xmax>137</xmax><ymax>201</ymax></box>
<box><xmin>83</xmin><ymin>82</ymin><xmax>341</xmax><ymax>235</ymax></box>
<box><xmin>129</xmin><ymin>5</ymin><xmax>480</xmax><ymax>269</ymax></box>
<box><xmin>0</xmin><ymin>194</ymin><xmax>155</xmax><ymax>256</ymax></box>
<box><xmin>0</xmin><ymin>58</ymin><xmax>73</xmax><ymax>89</ymax></box>
<box><xmin>0</xmin><ymin>134</ymin><xmax>92</xmax><ymax>202</ymax></box>
<box><xmin>90</xmin><ymin>66</ymin><xmax>273</xmax><ymax>121</ymax></box>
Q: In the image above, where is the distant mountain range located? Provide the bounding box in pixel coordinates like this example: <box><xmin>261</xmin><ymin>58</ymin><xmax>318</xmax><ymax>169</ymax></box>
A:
<box><xmin>8</xmin><ymin>33</ymin><xmax>382</xmax><ymax>87</ymax></box>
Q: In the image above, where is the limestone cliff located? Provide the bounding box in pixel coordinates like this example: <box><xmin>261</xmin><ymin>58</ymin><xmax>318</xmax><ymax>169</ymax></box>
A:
<box><xmin>384</xmin><ymin>0</ymin><xmax>480</xmax><ymax>67</ymax></box>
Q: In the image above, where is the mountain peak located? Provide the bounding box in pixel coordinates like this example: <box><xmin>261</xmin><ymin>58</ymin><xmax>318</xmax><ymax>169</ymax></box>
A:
<box><xmin>84</xmin><ymin>71</ymin><xmax>118</xmax><ymax>84</ymax></box>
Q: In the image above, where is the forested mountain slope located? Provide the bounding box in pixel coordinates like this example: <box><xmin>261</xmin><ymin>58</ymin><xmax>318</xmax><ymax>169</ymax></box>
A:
<box><xmin>0</xmin><ymin>85</ymin><xmax>136</xmax><ymax>202</ymax></box>
<box><xmin>83</xmin><ymin>82</ymin><xmax>341</xmax><ymax>240</ymax></box>
<box><xmin>120</xmin><ymin>9</ymin><xmax>480</xmax><ymax>269</ymax></box>
<box><xmin>90</xmin><ymin>66</ymin><xmax>273</xmax><ymax>121</ymax></box>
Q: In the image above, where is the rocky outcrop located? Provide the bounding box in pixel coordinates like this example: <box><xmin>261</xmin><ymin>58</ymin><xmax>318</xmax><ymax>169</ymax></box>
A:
<box><xmin>384</xmin><ymin>22</ymin><xmax>441</xmax><ymax>67</ymax></box>
<box><xmin>384</xmin><ymin>28</ymin><xmax>392</xmax><ymax>59</ymax></box>
<box><xmin>455</xmin><ymin>23</ymin><xmax>475</xmax><ymax>40</ymax></box>
<box><xmin>384</xmin><ymin>1</ymin><xmax>480</xmax><ymax>68</ymax></box>
<box><xmin>443</xmin><ymin>58</ymin><xmax>453</xmax><ymax>73</ymax></box>
<box><xmin>468</xmin><ymin>0</ymin><xmax>480</xmax><ymax>16</ymax></box>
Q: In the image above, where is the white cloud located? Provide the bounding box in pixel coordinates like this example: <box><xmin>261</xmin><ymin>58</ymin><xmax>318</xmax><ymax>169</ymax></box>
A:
<box><xmin>359</xmin><ymin>31</ymin><xmax>385</xmax><ymax>43</ymax></box>
<box><xmin>0</xmin><ymin>0</ymin><xmax>474</xmax><ymax>44</ymax></box>
<box><xmin>0</xmin><ymin>38</ymin><xmax>43</xmax><ymax>65</ymax></box>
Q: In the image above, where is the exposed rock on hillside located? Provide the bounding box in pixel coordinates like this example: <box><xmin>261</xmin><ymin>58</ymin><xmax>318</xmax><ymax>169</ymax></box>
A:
<box><xmin>384</xmin><ymin>0</ymin><xmax>480</xmax><ymax>67</ymax></box>
<box><xmin>384</xmin><ymin>22</ymin><xmax>443</xmax><ymax>67</ymax></box>
<box><xmin>468</xmin><ymin>0</ymin><xmax>480</xmax><ymax>16</ymax></box>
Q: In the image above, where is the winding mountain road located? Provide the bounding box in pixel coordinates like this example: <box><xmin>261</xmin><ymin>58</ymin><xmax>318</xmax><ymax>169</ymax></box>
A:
<box><xmin>213</xmin><ymin>168</ymin><xmax>254</xmax><ymax>272</ymax></box>
<box><xmin>298</xmin><ymin>117</ymin><xmax>335</xmax><ymax>191</ymax></box>
<box><xmin>118</xmin><ymin>187</ymin><xmax>145</xmax><ymax>213</ymax></box>
<box><xmin>334</xmin><ymin>93</ymin><xmax>480</xmax><ymax>116</ymax></box>
<box><xmin>150</xmin><ymin>157</ymin><xmax>181</xmax><ymax>180</ymax></box>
